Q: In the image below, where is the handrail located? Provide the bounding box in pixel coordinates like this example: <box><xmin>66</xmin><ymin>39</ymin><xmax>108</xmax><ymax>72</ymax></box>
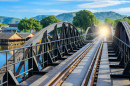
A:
<box><xmin>113</xmin><ymin>35</ymin><xmax>130</xmax><ymax>73</ymax></box>
<box><xmin>113</xmin><ymin>36</ymin><xmax>130</xmax><ymax>48</ymax></box>
<box><xmin>0</xmin><ymin>36</ymin><xmax>80</xmax><ymax>53</ymax></box>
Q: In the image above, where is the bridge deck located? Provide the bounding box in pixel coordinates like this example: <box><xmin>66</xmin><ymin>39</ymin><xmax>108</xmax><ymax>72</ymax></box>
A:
<box><xmin>108</xmin><ymin>42</ymin><xmax>130</xmax><ymax>86</ymax></box>
<box><xmin>19</xmin><ymin>38</ymin><xmax>130</xmax><ymax>86</ymax></box>
<box><xmin>61</xmin><ymin>37</ymin><xmax>102</xmax><ymax>86</ymax></box>
<box><xmin>96</xmin><ymin>43</ymin><xmax>111</xmax><ymax>86</ymax></box>
<box><xmin>20</xmin><ymin>43</ymin><xmax>92</xmax><ymax>86</ymax></box>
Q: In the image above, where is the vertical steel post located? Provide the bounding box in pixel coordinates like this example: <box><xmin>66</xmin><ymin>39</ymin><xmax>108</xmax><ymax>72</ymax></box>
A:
<box><xmin>28</xmin><ymin>46</ymin><xmax>33</xmax><ymax>77</ymax></box>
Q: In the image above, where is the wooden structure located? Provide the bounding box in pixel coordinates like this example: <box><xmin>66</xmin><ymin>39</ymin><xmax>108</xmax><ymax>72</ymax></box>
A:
<box><xmin>18</xmin><ymin>33</ymin><xmax>34</xmax><ymax>41</ymax></box>
<box><xmin>0</xmin><ymin>33</ymin><xmax>23</xmax><ymax>45</ymax></box>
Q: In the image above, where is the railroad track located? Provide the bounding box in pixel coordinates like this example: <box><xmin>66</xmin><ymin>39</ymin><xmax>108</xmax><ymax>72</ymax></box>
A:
<box><xmin>45</xmin><ymin>37</ymin><xmax>103</xmax><ymax>86</ymax></box>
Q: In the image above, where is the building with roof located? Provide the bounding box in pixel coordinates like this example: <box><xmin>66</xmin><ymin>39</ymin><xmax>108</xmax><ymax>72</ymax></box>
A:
<box><xmin>1</xmin><ymin>24</ymin><xmax>18</xmax><ymax>33</ymax></box>
<box><xmin>1</xmin><ymin>27</ymin><xmax>18</xmax><ymax>33</ymax></box>
<box><xmin>9</xmin><ymin>24</ymin><xmax>18</xmax><ymax>27</ymax></box>
<box><xmin>0</xmin><ymin>33</ymin><xmax>23</xmax><ymax>45</ymax></box>
<box><xmin>0</xmin><ymin>25</ymin><xmax>9</xmax><ymax>32</ymax></box>
<box><xmin>18</xmin><ymin>33</ymin><xmax>34</xmax><ymax>41</ymax></box>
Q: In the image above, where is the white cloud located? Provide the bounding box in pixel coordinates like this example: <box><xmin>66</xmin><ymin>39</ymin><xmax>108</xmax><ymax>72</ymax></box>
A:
<box><xmin>0</xmin><ymin>0</ymin><xmax>19</xmax><ymax>1</ymax></box>
<box><xmin>58</xmin><ymin>0</ymin><xmax>100</xmax><ymax>1</ymax></box>
<box><xmin>78</xmin><ymin>1</ymin><xmax>130</xmax><ymax>8</ymax></box>
<box><xmin>3</xmin><ymin>9</ymin><xmax>72</xmax><ymax>13</ymax></box>
<box><xmin>111</xmin><ymin>7</ymin><xmax>130</xmax><ymax>13</ymax></box>
<box><xmin>58</xmin><ymin>0</ymin><xmax>120</xmax><ymax>1</ymax></box>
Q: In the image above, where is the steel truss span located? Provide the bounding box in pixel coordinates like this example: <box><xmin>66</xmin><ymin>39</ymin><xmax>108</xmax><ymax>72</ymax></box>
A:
<box><xmin>115</xmin><ymin>21</ymin><xmax>130</xmax><ymax>45</ymax></box>
<box><xmin>0</xmin><ymin>22</ymin><xmax>86</xmax><ymax>86</ymax></box>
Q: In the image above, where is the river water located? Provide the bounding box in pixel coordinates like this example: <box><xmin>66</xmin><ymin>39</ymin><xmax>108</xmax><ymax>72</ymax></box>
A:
<box><xmin>0</xmin><ymin>44</ymin><xmax>45</xmax><ymax>83</ymax></box>
<box><xmin>0</xmin><ymin>45</ymin><xmax>22</xmax><ymax>67</ymax></box>
<box><xmin>0</xmin><ymin>45</ymin><xmax>26</xmax><ymax>82</ymax></box>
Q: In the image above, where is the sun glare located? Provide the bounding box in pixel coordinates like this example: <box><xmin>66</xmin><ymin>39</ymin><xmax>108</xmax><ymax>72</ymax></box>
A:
<box><xmin>100</xmin><ymin>27</ymin><xmax>108</xmax><ymax>36</ymax></box>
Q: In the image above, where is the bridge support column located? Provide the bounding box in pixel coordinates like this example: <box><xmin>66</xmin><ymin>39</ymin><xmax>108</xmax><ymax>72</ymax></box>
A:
<box><xmin>60</xmin><ymin>23</ymin><xmax>69</xmax><ymax>56</ymax></box>
<box><xmin>28</xmin><ymin>46</ymin><xmax>39</xmax><ymax>77</ymax></box>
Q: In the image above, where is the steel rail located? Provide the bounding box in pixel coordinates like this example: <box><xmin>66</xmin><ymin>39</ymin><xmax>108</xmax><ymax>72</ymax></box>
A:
<box><xmin>82</xmin><ymin>40</ymin><xmax>103</xmax><ymax>86</ymax></box>
<box><xmin>45</xmin><ymin>37</ymin><xmax>100</xmax><ymax>86</ymax></box>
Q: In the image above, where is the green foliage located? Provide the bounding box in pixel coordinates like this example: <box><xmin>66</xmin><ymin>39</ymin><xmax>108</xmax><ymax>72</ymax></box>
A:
<box><xmin>72</xmin><ymin>10</ymin><xmax>99</xmax><ymax>30</ymax></box>
<box><xmin>114</xmin><ymin>18</ymin><xmax>124</xmax><ymax>28</ymax></box>
<box><xmin>18</xmin><ymin>18</ymin><xmax>42</xmax><ymax>32</ymax></box>
<box><xmin>104</xmin><ymin>18</ymin><xmax>115</xmax><ymax>27</ymax></box>
<box><xmin>0</xmin><ymin>23</ymin><xmax>8</xmax><ymax>27</ymax></box>
<box><xmin>20</xmin><ymin>29</ymin><xmax>30</xmax><ymax>32</ymax></box>
<box><xmin>33</xmin><ymin>11</ymin><xmax>124</xmax><ymax>23</ymax></box>
<box><xmin>127</xmin><ymin>16</ymin><xmax>130</xmax><ymax>19</ymax></box>
<box><xmin>40</xmin><ymin>15</ymin><xmax>63</xmax><ymax>28</ymax></box>
<box><xmin>95</xmin><ymin>19</ymin><xmax>103</xmax><ymax>26</ymax></box>
<box><xmin>8</xmin><ymin>23</ymin><xmax>14</xmax><ymax>25</ymax></box>
<box><xmin>123</xmin><ymin>17</ymin><xmax>130</xmax><ymax>25</ymax></box>
<box><xmin>105</xmin><ymin>17</ymin><xmax>130</xmax><ymax>29</ymax></box>
<box><xmin>0</xmin><ymin>11</ymin><xmax>125</xmax><ymax>25</ymax></box>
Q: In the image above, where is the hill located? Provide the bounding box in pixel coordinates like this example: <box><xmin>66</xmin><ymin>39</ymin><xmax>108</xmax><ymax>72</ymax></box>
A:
<box><xmin>0</xmin><ymin>16</ymin><xmax>20</xmax><ymax>24</ymax></box>
<box><xmin>94</xmin><ymin>11</ymin><xmax>125</xmax><ymax>21</ymax></box>
<box><xmin>32</xmin><ymin>15</ymin><xmax>49</xmax><ymax>21</ymax></box>
<box><xmin>32</xmin><ymin>12</ymin><xmax>76</xmax><ymax>23</ymax></box>
<box><xmin>32</xmin><ymin>12</ymin><xmax>76</xmax><ymax>22</ymax></box>
<box><xmin>55</xmin><ymin>11</ymin><xmax>125</xmax><ymax>23</ymax></box>
<box><xmin>56</xmin><ymin>12</ymin><xmax>76</xmax><ymax>23</ymax></box>
<box><xmin>0</xmin><ymin>11</ymin><xmax>125</xmax><ymax>24</ymax></box>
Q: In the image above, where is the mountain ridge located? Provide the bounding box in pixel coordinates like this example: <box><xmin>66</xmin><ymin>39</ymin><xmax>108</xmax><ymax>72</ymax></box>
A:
<box><xmin>0</xmin><ymin>16</ymin><xmax>20</xmax><ymax>24</ymax></box>
<box><xmin>0</xmin><ymin>11</ymin><xmax>125</xmax><ymax>24</ymax></box>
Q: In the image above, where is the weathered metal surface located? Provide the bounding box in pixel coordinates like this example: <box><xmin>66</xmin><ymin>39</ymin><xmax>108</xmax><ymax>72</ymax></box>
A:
<box><xmin>61</xmin><ymin>37</ymin><xmax>102</xmax><ymax>86</ymax></box>
<box><xmin>115</xmin><ymin>21</ymin><xmax>130</xmax><ymax>45</ymax></box>
<box><xmin>0</xmin><ymin>22</ymin><xmax>85</xmax><ymax>85</ymax></box>
<box><xmin>96</xmin><ymin>43</ymin><xmax>111</xmax><ymax>86</ymax></box>
<box><xmin>20</xmin><ymin>42</ymin><xmax>92</xmax><ymax>86</ymax></box>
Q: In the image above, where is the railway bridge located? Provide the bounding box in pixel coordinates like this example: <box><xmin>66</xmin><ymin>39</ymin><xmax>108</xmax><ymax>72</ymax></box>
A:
<box><xmin>0</xmin><ymin>21</ymin><xmax>129</xmax><ymax>86</ymax></box>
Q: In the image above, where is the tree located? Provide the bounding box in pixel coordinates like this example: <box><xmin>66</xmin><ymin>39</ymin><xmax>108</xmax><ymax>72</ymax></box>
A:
<box><xmin>114</xmin><ymin>18</ymin><xmax>123</xmax><ymax>28</ymax></box>
<box><xmin>18</xmin><ymin>18</ymin><xmax>42</xmax><ymax>32</ymax></box>
<box><xmin>40</xmin><ymin>15</ymin><xmax>63</xmax><ymax>28</ymax></box>
<box><xmin>8</xmin><ymin>23</ymin><xmax>14</xmax><ymax>25</ymax></box>
<box><xmin>127</xmin><ymin>16</ymin><xmax>130</xmax><ymax>19</ymax></box>
<box><xmin>0</xmin><ymin>23</ymin><xmax>7</xmax><ymax>27</ymax></box>
<box><xmin>104</xmin><ymin>18</ymin><xmax>115</xmax><ymax>27</ymax></box>
<box><xmin>104</xmin><ymin>17</ymin><xmax>130</xmax><ymax>29</ymax></box>
<box><xmin>72</xmin><ymin>10</ymin><xmax>97</xmax><ymax>31</ymax></box>
<box><xmin>96</xmin><ymin>19</ymin><xmax>103</xmax><ymax>26</ymax></box>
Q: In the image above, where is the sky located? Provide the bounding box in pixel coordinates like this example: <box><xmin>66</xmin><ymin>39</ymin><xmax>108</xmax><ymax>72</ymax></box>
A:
<box><xmin>0</xmin><ymin>0</ymin><xmax>130</xmax><ymax>19</ymax></box>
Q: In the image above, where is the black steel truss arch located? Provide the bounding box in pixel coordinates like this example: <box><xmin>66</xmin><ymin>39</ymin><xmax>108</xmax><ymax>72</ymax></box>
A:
<box><xmin>115</xmin><ymin>21</ymin><xmax>130</xmax><ymax>45</ymax></box>
<box><xmin>0</xmin><ymin>22</ymin><xmax>88</xmax><ymax>85</ymax></box>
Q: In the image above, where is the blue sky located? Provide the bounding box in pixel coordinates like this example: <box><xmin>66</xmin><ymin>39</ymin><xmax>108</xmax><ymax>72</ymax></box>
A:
<box><xmin>0</xmin><ymin>0</ymin><xmax>130</xmax><ymax>19</ymax></box>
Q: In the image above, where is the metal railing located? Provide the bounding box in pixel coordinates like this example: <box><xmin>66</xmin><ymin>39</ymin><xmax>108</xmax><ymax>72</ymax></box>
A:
<box><xmin>0</xmin><ymin>35</ymin><xmax>85</xmax><ymax>86</ymax></box>
<box><xmin>113</xmin><ymin>36</ymin><xmax>130</xmax><ymax>75</ymax></box>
